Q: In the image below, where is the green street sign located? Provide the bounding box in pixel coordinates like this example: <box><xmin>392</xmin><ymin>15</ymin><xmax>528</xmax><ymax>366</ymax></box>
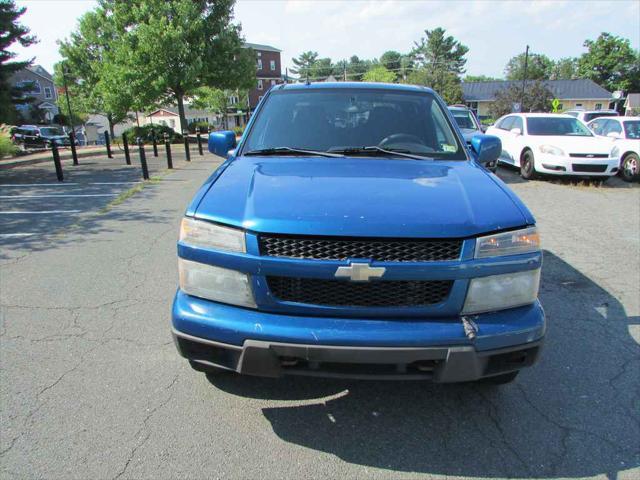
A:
<box><xmin>552</xmin><ymin>98</ymin><xmax>560</xmax><ymax>112</ymax></box>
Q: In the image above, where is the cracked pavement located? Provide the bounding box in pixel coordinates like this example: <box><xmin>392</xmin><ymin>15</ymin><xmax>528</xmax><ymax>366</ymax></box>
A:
<box><xmin>1</xmin><ymin>158</ymin><xmax>639</xmax><ymax>479</ymax></box>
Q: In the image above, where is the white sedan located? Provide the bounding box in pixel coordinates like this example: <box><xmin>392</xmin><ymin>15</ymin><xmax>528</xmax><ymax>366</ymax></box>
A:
<box><xmin>486</xmin><ymin>113</ymin><xmax>618</xmax><ymax>179</ymax></box>
<box><xmin>587</xmin><ymin>116</ymin><xmax>640</xmax><ymax>182</ymax></box>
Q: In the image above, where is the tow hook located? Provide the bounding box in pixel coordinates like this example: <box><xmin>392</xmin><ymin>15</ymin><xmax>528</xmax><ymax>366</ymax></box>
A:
<box><xmin>461</xmin><ymin>316</ymin><xmax>478</xmax><ymax>341</ymax></box>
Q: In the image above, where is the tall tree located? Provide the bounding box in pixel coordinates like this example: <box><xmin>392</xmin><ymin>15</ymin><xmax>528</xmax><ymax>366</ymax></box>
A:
<box><xmin>504</xmin><ymin>52</ymin><xmax>553</xmax><ymax>81</ymax></box>
<box><xmin>363</xmin><ymin>65</ymin><xmax>396</xmax><ymax>83</ymax></box>
<box><xmin>346</xmin><ymin>55</ymin><xmax>370</xmax><ymax>81</ymax></box>
<box><xmin>464</xmin><ymin>75</ymin><xmax>501</xmax><ymax>82</ymax></box>
<box><xmin>410</xmin><ymin>27</ymin><xmax>468</xmax><ymax>98</ymax></box>
<box><xmin>309</xmin><ymin>57</ymin><xmax>333</xmax><ymax>80</ymax></box>
<box><xmin>550</xmin><ymin>57</ymin><xmax>578</xmax><ymax>80</ymax></box>
<box><xmin>0</xmin><ymin>0</ymin><xmax>37</xmax><ymax>124</ymax></box>
<box><xmin>577</xmin><ymin>32</ymin><xmax>640</xmax><ymax>92</ymax></box>
<box><xmin>109</xmin><ymin>0</ymin><xmax>256</xmax><ymax>133</ymax></box>
<box><xmin>291</xmin><ymin>51</ymin><xmax>318</xmax><ymax>79</ymax></box>
<box><xmin>489</xmin><ymin>80</ymin><xmax>553</xmax><ymax>118</ymax></box>
<box><xmin>380</xmin><ymin>50</ymin><xmax>402</xmax><ymax>72</ymax></box>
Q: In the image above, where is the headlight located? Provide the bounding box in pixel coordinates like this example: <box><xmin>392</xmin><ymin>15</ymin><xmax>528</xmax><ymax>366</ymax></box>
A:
<box><xmin>179</xmin><ymin>217</ymin><xmax>245</xmax><ymax>252</ymax></box>
<box><xmin>539</xmin><ymin>145</ymin><xmax>564</xmax><ymax>156</ymax></box>
<box><xmin>475</xmin><ymin>227</ymin><xmax>540</xmax><ymax>258</ymax></box>
<box><xmin>462</xmin><ymin>269</ymin><xmax>540</xmax><ymax>314</ymax></box>
<box><xmin>179</xmin><ymin>258</ymin><xmax>256</xmax><ymax>308</ymax></box>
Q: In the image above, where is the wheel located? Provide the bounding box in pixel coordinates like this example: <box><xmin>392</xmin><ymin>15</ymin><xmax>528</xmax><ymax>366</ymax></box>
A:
<box><xmin>621</xmin><ymin>153</ymin><xmax>640</xmax><ymax>182</ymax></box>
<box><xmin>479</xmin><ymin>371</ymin><xmax>519</xmax><ymax>385</ymax></box>
<box><xmin>520</xmin><ymin>150</ymin><xmax>537</xmax><ymax>180</ymax></box>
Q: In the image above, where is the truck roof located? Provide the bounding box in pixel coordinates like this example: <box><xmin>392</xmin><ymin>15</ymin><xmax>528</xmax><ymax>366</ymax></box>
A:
<box><xmin>276</xmin><ymin>82</ymin><xmax>435</xmax><ymax>94</ymax></box>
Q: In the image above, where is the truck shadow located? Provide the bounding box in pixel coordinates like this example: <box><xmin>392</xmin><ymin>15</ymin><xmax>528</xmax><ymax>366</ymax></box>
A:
<box><xmin>208</xmin><ymin>251</ymin><xmax>640</xmax><ymax>478</ymax></box>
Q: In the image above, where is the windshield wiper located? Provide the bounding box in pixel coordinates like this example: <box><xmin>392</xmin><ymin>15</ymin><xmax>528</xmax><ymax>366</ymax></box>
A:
<box><xmin>243</xmin><ymin>146</ymin><xmax>343</xmax><ymax>158</ymax></box>
<box><xmin>327</xmin><ymin>146</ymin><xmax>432</xmax><ymax>161</ymax></box>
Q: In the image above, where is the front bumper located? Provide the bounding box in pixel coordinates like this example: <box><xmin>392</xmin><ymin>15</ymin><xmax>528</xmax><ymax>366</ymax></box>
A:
<box><xmin>172</xmin><ymin>291</ymin><xmax>545</xmax><ymax>381</ymax></box>
<box><xmin>535</xmin><ymin>153</ymin><xmax>618</xmax><ymax>176</ymax></box>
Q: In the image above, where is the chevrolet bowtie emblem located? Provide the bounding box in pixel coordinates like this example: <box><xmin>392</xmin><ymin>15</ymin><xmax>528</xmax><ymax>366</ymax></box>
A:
<box><xmin>335</xmin><ymin>262</ymin><xmax>386</xmax><ymax>282</ymax></box>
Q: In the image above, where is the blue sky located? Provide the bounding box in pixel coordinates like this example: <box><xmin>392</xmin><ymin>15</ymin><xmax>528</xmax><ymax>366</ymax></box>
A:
<box><xmin>10</xmin><ymin>0</ymin><xmax>640</xmax><ymax>77</ymax></box>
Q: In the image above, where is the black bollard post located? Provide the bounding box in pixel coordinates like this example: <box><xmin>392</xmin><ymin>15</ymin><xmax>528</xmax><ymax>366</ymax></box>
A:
<box><xmin>152</xmin><ymin>128</ymin><xmax>158</xmax><ymax>157</ymax></box>
<box><xmin>137</xmin><ymin>137</ymin><xmax>149</xmax><ymax>180</ymax></box>
<box><xmin>183</xmin><ymin>130</ymin><xmax>191</xmax><ymax>162</ymax></box>
<box><xmin>68</xmin><ymin>130</ymin><xmax>79</xmax><ymax>166</ymax></box>
<box><xmin>104</xmin><ymin>130</ymin><xmax>113</xmax><ymax>158</ymax></box>
<box><xmin>122</xmin><ymin>132</ymin><xmax>131</xmax><ymax>165</ymax></box>
<box><xmin>164</xmin><ymin>133</ymin><xmax>173</xmax><ymax>169</ymax></box>
<box><xmin>51</xmin><ymin>142</ymin><xmax>63</xmax><ymax>182</ymax></box>
<box><xmin>196</xmin><ymin>127</ymin><xmax>204</xmax><ymax>156</ymax></box>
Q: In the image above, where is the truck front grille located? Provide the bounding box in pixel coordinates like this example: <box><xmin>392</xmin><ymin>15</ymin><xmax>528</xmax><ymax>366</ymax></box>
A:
<box><xmin>259</xmin><ymin>235</ymin><xmax>462</xmax><ymax>262</ymax></box>
<box><xmin>266</xmin><ymin>276</ymin><xmax>453</xmax><ymax>307</ymax></box>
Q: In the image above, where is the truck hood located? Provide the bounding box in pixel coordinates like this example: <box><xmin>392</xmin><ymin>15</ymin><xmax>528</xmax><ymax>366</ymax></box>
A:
<box><xmin>194</xmin><ymin>156</ymin><xmax>530</xmax><ymax>238</ymax></box>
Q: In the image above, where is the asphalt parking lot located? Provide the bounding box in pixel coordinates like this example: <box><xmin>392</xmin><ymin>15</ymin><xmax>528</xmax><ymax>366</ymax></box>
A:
<box><xmin>1</xmin><ymin>157</ymin><xmax>639</xmax><ymax>479</ymax></box>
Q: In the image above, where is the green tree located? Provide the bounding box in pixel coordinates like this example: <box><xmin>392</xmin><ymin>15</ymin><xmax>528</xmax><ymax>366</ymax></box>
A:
<box><xmin>550</xmin><ymin>57</ymin><xmax>578</xmax><ymax>80</ymax></box>
<box><xmin>504</xmin><ymin>52</ymin><xmax>553</xmax><ymax>81</ymax></box>
<box><xmin>489</xmin><ymin>80</ymin><xmax>553</xmax><ymax>118</ymax></box>
<box><xmin>109</xmin><ymin>0</ymin><xmax>256</xmax><ymax>133</ymax></box>
<box><xmin>346</xmin><ymin>55</ymin><xmax>370</xmax><ymax>81</ymax></box>
<box><xmin>464</xmin><ymin>75</ymin><xmax>501</xmax><ymax>82</ymax></box>
<box><xmin>363</xmin><ymin>65</ymin><xmax>396</xmax><ymax>83</ymax></box>
<box><xmin>291</xmin><ymin>51</ymin><xmax>319</xmax><ymax>79</ymax></box>
<box><xmin>410</xmin><ymin>28</ymin><xmax>468</xmax><ymax>99</ymax></box>
<box><xmin>380</xmin><ymin>50</ymin><xmax>402</xmax><ymax>71</ymax></box>
<box><xmin>0</xmin><ymin>0</ymin><xmax>37</xmax><ymax>124</ymax></box>
<box><xmin>577</xmin><ymin>32</ymin><xmax>640</xmax><ymax>92</ymax></box>
<box><xmin>191</xmin><ymin>86</ymin><xmax>247</xmax><ymax>129</ymax></box>
<box><xmin>309</xmin><ymin>57</ymin><xmax>333</xmax><ymax>80</ymax></box>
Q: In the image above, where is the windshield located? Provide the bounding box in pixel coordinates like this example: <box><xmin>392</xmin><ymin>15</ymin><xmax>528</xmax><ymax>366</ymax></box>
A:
<box><xmin>526</xmin><ymin>117</ymin><xmax>593</xmax><ymax>136</ymax></box>
<box><xmin>450</xmin><ymin>110</ymin><xmax>478</xmax><ymax>130</ymax></box>
<box><xmin>623</xmin><ymin>121</ymin><xmax>640</xmax><ymax>139</ymax></box>
<box><xmin>584</xmin><ymin>112</ymin><xmax>618</xmax><ymax>122</ymax></box>
<box><xmin>40</xmin><ymin>127</ymin><xmax>64</xmax><ymax>136</ymax></box>
<box><xmin>243</xmin><ymin>88</ymin><xmax>465</xmax><ymax>159</ymax></box>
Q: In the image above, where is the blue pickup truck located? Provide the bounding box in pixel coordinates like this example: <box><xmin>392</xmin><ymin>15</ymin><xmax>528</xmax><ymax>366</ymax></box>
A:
<box><xmin>172</xmin><ymin>83</ymin><xmax>544</xmax><ymax>385</ymax></box>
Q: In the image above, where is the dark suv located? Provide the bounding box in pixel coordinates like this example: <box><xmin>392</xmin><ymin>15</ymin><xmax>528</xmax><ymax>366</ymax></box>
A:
<box><xmin>12</xmin><ymin>125</ymin><xmax>72</xmax><ymax>150</ymax></box>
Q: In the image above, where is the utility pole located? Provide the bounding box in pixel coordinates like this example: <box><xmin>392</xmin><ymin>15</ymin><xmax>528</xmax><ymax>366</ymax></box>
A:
<box><xmin>521</xmin><ymin>45</ymin><xmax>530</xmax><ymax>111</ymax></box>
<box><xmin>61</xmin><ymin>63</ymin><xmax>74</xmax><ymax>133</ymax></box>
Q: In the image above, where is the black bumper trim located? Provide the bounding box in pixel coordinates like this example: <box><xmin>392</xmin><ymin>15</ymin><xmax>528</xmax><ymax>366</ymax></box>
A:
<box><xmin>172</xmin><ymin>328</ymin><xmax>543</xmax><ymax>382</ymax></box>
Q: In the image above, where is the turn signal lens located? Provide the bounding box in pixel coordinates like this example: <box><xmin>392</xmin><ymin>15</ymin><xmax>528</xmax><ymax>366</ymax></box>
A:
<box><xmin>475</xmin><ymin>227</ymin><xmax>540</xmax><ymax>258</ymax></box>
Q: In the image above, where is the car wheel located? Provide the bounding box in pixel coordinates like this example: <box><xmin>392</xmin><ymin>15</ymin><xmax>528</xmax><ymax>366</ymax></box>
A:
<box><xmin>479</xmin><ymin>371</ymin><xmax>519</xmax><ymax>385</ymax></box>
<box><xmin>621</xmin><ymin>153</ymin><xmax>640</xmax><ymax>182</ymax></box>
<box><xmin>520</xmin><ymin>150</ymin><xmax>537</xmax><ymax>180</ymax></box>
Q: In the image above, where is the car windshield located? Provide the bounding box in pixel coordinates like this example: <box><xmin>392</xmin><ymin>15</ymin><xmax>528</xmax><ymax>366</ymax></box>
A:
<box><xmin>526</xmin><ymin>117</ymin><xmax>593</xmax><ymax>136</ymax></box>
<box><xmin>40</xmin><ymin>127</ymin><xmax>64</xmax><ymax>136</ymax></box>
<box><xmin>623</xmin><ymin>121</ymin><xmax>640</xmax><ymax>139</ymax></box>
<box><xmin>450</xmin><ymin>110</ymin><xmax>478</xmax><ymax>130</ymax></box>
<box><xmin>242</xmin><ymin>88</ymin><xmax>465</xmax><ymax>159</ymax></box>
<box><xmin>584</xmin><ymin>112</ymin><xmax>618</xmax><ymax>122</ymax></box>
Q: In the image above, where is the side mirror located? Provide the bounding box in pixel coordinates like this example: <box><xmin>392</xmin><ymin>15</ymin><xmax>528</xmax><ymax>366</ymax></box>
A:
<box><xmin>471</xmin><ymin>135</ymin><xmax>501</xmax><ymax>165</ymax></box>
<box><xmin>606</xmin><ymin>131</ymin><xmax>622</xmax><ymax>139</ymax></box>
<box><xmin>208</xmin><ymin>130</ymin><xmax>237</xmax><ymax>157</ymax></box>
<box><xmin>510</xmin><ymin>127</ymin><xmax>522</xmax><ymax>135</ymax></box>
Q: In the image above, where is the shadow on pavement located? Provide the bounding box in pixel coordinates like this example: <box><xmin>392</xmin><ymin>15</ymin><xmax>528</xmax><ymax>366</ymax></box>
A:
<box><xmin>208</xmin><ymin>251</ymin><xmax>639</xmax><ymax>478</ymax></box>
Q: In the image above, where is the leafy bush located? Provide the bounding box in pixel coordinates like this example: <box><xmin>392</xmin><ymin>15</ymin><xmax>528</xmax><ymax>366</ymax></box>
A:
<box><xmin>232</xmin><ymin>126</ymin><xmax>245</xmax><ymax>137</ymax></box>
<box><xmin>188</xmin><ymin>121</ymin><xmax>212</xmax><ymax>134</ymax></box>
<box><xmin>0</xmin><ymin>125</ymin><xmax>19</xmax><ymax>157</ymax></box>
<box><xmin>121</xmin><ymin>124</ymin><xmax>183</xmax><ymax>144</ymax></box>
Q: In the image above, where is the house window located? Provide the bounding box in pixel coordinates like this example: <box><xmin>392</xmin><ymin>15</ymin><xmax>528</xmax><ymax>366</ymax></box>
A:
<box><xmin>44</xmin><ymin>86</ymin><xmax>52</xmax><ymax>99</ymax></box>
<box><xmin>575</xmin><ymin>103</ymin><xmax>583</xmax><ymax>108</ymax></box>
<box><xmin>595</xmin><ymin>103</ymin><xmax>602</xmax><ymax>110</ymax></box>
<box><xmin>557</xmin><ymin>103</ymin><xmax>563</xmax><ymax>111</ymax></box>
<box><xmin>258</xmin><ymin>95</ymin><xmax>264</xmax><ymax>103</ymax></box>
<box><xmin>270</xmin><ymin>60</ymin><xmax>276</xmax><ymax>71</ymax></box>
<box><xmin>257</xmin><ymin>79</ymin><xmax>263</xmax><ymax>90</ymax></box>
<box><xmin>17</xmin><ymin>80</ymin><xmax>40</xmax><ymax>94</ymax></box>
<box><xmin>257</xmin><ymin>59</ymin><xmax>262</xmax><ymax>70</ymax></box>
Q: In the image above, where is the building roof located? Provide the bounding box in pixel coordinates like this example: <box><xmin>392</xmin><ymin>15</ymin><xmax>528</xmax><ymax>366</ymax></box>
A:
<box><xmin>146</xmin><ymin>106</ymin><xmax>214</xmax><ymax>117</ymax></box>
<box><xmin>25</xmin><ymin>65</ymin><xmax>53</xmax><ymax>81</ymax></box>
<box><xmin>462</xmin><ymin>79</ymin><xmax>612</xmax><ymax>101</ymax></box>
<box><xmin>625</xmin><ymin>93</ymin><xmax>640</xmax><ymax>108</ymax></box>
<box><xmin>244</xmin><ymin>42</ymin><xmax>281</xmax><ymax>53</ymax></box>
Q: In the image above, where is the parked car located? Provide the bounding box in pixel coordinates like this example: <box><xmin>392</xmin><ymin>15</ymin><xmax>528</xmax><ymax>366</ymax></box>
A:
<box><xmin>11</xmin><ymin>125</ymin><xmax>73</xmax><ymax>150</ymax></box>
<box><xmin>587</xmin><ymin>116</ymin><xmax>640</xmax><ymax>182</ymax></box>
<box><xmin>486</xmin><ymin>113</ymin><xmax>618</xmax><ymax>179</ymax></box>
<box><xmin>448</xmin><ymin>105</ymin><xmax>496</xmax><ymax>172</ymax></box>
<box><xmin>564</xmin><ymin>109</ymin><xmax>619</xmax><ymax>123</ymax></box>
<box><xmin>172</xmin><ymin>83</ymin><xmax>544</xmax><ymax>385</ymax></box>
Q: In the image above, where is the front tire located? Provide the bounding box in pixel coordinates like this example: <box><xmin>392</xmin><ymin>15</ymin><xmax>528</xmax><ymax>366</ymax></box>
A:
<box><xmin>621</xmin><ymin>153</ymin><xmax>640</xmax><ymax>182</ymax></box>
<box><xmin>520</xmin><ymin>150</ymin><xmax>537</xmax><ymax>180</ymax></box>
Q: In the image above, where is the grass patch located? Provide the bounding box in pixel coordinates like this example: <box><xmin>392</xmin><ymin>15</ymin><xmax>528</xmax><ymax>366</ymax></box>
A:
<box><xmin>98</xmin><ymin>171</ymin><xmax>166</xmax><ymax>214</ymax></box>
